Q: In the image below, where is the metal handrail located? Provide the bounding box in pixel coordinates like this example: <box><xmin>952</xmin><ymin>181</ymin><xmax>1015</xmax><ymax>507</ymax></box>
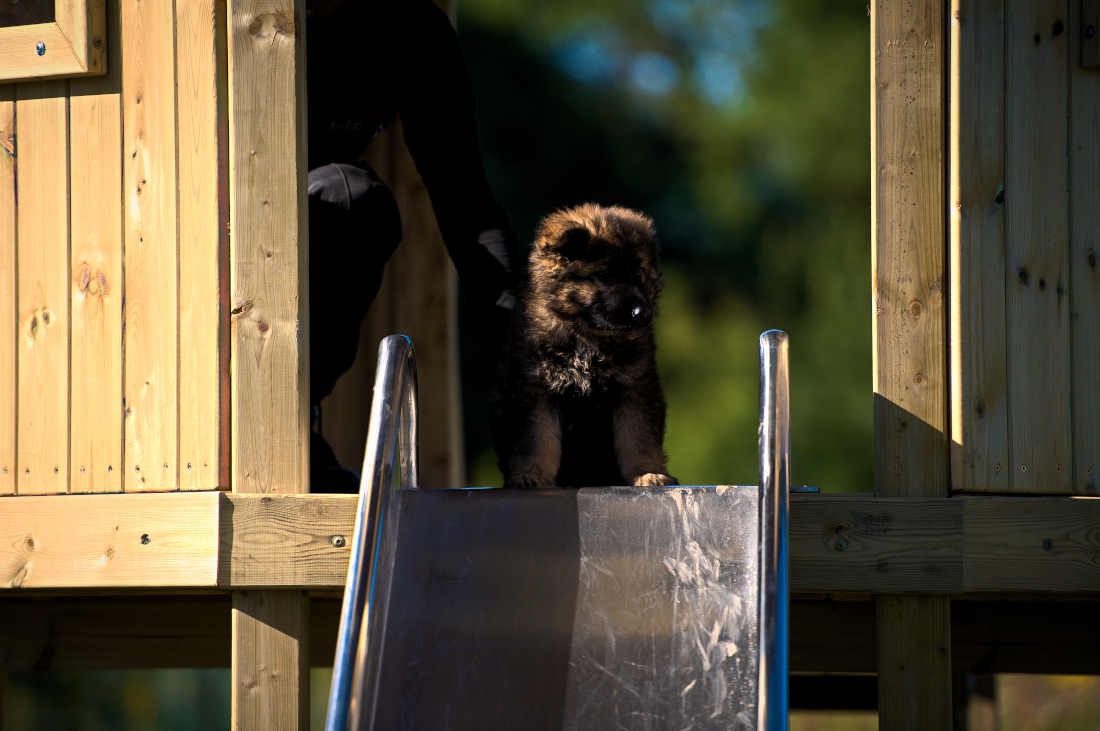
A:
<box><xmin>757</xmin><ymin>330</ymin><xmax>790</xmax><ymax>731</ymax></box>
<box><xmin>325</xmin><ymin>334</ymin><xmax>419</xmax><ymax>731</ymax></box>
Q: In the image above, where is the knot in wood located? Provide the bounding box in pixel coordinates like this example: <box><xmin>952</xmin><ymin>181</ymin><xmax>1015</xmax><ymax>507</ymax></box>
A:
<box><xmin>248</xmin><ymin>12</ymin><xmax>294</xmax><ymax>41</ymax></box>
<box><xmin>907</xmin><ymin>299</ymin><xmax>923</xmax><ymax>318</ymax></box>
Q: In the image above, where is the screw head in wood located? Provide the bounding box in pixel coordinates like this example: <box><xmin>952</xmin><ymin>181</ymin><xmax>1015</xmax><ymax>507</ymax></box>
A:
<box><xmin>35</xmin><ymin>41</ymin><xmax>46</xmax><ymax>56</ymax></box>
<box><xmin>330</xmin><ymin>535</ymin><xmax>347</xmax><ymax>548</ymax></box>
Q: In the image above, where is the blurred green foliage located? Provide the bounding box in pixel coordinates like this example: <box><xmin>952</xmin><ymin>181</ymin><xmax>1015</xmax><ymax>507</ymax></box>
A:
<box><xmin>460</xmin><ymin>0</ymin><xmax>873</xmax><ymax>491</ymax></box>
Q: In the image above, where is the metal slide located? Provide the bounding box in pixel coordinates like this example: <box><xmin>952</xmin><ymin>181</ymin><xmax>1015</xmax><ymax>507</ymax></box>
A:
<box><xmin>326</xmin><ymin>331</ymin><xmax>790</xmax><ymax>731</ymax></box>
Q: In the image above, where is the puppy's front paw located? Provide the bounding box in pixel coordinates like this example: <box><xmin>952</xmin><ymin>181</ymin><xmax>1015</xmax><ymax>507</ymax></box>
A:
<box><xmin>504</xmin><ymin>472</ymin><xmax>556</xmax><ymax>490</ymax></box>
<box><xmin>633</xmin><ymin>472</ymin><xmax>679</xmax><ymax>487</ymax></box>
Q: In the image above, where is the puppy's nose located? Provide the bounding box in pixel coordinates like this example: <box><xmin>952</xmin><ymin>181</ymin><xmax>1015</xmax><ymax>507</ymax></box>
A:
<box><xmin>625</xmin><ymin>294</ymin><xmax>651</xmax><ymax>325</ymax></box>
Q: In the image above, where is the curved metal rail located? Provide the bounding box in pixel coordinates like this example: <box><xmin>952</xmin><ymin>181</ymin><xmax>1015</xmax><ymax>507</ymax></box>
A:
<box><xmin>757</xmin><ymin>329</ymin><xmax>791</xmax><ymax>731</ymax></box>
<box><xmin>325</xmin><ymin>334</ymin><xmax>419</xmax><ymax>731</ymax></box>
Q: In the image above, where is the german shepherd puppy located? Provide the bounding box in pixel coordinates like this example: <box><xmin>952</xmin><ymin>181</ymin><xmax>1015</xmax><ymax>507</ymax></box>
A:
<box><xmin>493</xmin><ymin>203</ymin><xmax>677</xmax><ymax>489</ymax></box>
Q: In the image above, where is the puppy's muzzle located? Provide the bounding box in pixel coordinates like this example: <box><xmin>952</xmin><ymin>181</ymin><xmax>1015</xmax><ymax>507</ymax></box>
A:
<box><xmin>595</xmin><ymin>287</ymin><xmax>652</xmax><ymax>331</ymax></box>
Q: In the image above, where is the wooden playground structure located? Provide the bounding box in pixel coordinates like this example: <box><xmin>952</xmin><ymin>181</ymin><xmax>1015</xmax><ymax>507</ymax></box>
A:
<box><xmin>0</xmin><ymin>0</ymin><xmax>1098</xmax><ymax>728</ymax></box>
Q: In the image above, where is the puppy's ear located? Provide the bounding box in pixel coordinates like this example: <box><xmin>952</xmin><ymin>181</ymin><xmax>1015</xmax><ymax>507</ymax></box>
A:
<box><xmin>552</xmin><ymin>227</ymin><xmax>591</xmax><ymax>260</ymax></box>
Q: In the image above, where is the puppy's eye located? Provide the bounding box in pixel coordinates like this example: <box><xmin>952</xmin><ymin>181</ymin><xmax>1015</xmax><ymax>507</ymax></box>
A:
<box><xmin>555</xmin><ymin>227</ymin><xmax>591</xmax><ymax>260</ymax></box>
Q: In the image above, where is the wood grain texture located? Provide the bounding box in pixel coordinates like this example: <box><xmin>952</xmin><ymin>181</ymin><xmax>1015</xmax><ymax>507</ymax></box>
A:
<box><xmin>0</xmin><ymin>88</ymin><xmax>13</xmax><ymax>494</ymax></box>
<box><xmin>790</xmin><ymin>497</ymin><xmax>962</xmax><ymax>594</ymax></box>
<box><xmin>228</xmin><ymin>0</ymin><xmax>309</xmax><ymax>495</ymax></box>
<box><xmin>871</xmin><ymin>0</ymin><xmax>948</xmax><ymax>499</ymax></box>
<box><xmin>876</xmin><ymin>595</ymin><xmax>954</xmax><ymax>726</ymax></box>
<box><xmin>68</xmin><ymin>2</ymin><xmax>122</xmax><ymax>493</ymax></box>
<box><xmin>950</xmin><ymin>0</ymin><xmax>1009</xmax><ymax>493</ymax></box>
<box><xmin>964</xmin><ymin>496</ymin><xmax>1100</xmax><ymax>591</ymax></box>
<box><xmin>15</xmin><ymin>81</ymin><xmax>70</xmax><ymax>495</ymax></box>
<box><xmin>231</xmin><ymin>590</ymin><xmax>310</xmax><ymax>731</ymax></box>
<box><xmin>222</xmin><ymin>494</ymin><xmax>353</xmax><ymax>588</ymax></box>
<box><xmin>0</xmin><ymin>492</ymin><xmax>219</xmax><ymax>588</ymax></box>
<box><xmin>1070</xmin><ymin>0</ymin><xmax>1100</xmax><ymax>494</ymax></box>
<box><xmin>122</xmin><ymin>0</ymin><xmax>179</xmax><ymax>492</ymax></box>
<box><xmin>1005</xmin><ymin>0</ymin><xmax>1072</xmax><ymax>492</ymax></box>
<box><xmin>872</xmin><ymin>0</ymin><xmax>953</xmax><ymax>724</ymax></box>
<box><xmin>177</xmin><ymin>0</ymin><xmax>227</xmax><ymax>490</ymax></box>
<box><xmin>0</xmin><ymin>2</ymin><xmax>106</xmax><ymax>82</ymax></box>
<box><xmin>227</xmin><ymin>1</ymin><xmax>310</xmax><ymax>726</ymax></box>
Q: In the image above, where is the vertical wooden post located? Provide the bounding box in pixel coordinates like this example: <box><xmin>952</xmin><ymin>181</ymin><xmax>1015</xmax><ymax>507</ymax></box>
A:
<box><xmin>871</xmin><ymin>0</ymin><xmax>953</xmax><ymax>727</ymax></box>
<box><xmin>227</xmin><ymin>0</ymin><xmax>310</xmax><ymax>728</ymax></box>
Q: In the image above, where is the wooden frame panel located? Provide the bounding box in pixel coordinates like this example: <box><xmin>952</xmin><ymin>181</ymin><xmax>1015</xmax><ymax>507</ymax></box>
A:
<box><xmin>0</xmin><ymin>0</ymin><xmax>106</xmax><ymax>83</ymax></box>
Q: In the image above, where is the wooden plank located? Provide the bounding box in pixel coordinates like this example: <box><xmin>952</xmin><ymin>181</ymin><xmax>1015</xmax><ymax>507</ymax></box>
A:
<box><xmin>231</xmin><ymin>590</ymin><xmax>310</xmax><ymax>731</ymax></box>
<box><xmin>1005</xmin><ymin>0</ymin><xmax>1072</xmax><ymax>492</ymax></box>
<box><xmin>121</xmin><ymin>0</ymin><xmax>179</xmax><ymax>492</ymax></box>
<box><xmin>0</xmin><ymin>2</ymin><xmax>106</xmax><ymax>83</ymax></box>
<box><xmin>0</xmin><ymin>87</ymin><xmax>14</xmax><ymax>494</ymax></box>
<box><xmin>68</xmin><ymin>0</ymin><xmax>123</xmax><ymax>494</ymax></box>
<box><xmin>1083</xmin><ymin>0</ymin><xmax>1100</xmax><ymax>68</ymax></box>
<box><xmin>876</xmin><ymin>596</ymin><xmax>953</xmax><ymax>727</ymax></box>
<box><xmin>964</xmin><ymin>495</ymin><xmax>1100</xmax><ymax>591</ymax></box>
<box><xmin>1071</xmin><ymin>0</ymin><xmax>1100</xmax><ymax>494</ymax></box>
<box><xmin>872</xmin><ymin>0</ymin><xmax>953</xmax><ymax>724</ymax></box>
<box><xmin>221</xmin><ymin>494</ymin><xmax>353</xmax><ymax>588</ymax></box>
<box><xmin>15</xmin><ymin>81</ymin><xmax>70</xmax><ymax>496</ymax></box>
<box><xmin>0</xmin><ymin>594</ymin><xmax>341</xmax><ymax>671</ymax></box>
<box><xmin>0</xmin><ymin>492</ymin><xmax>219</xmax><ymax>589</ymax></box>
<box><xmin>228</xmin><ymin>0</ymin><xmax>309</xmax><ymax>496</ymax></box>
<box><xmin>790</xmin><ymin>497</ymin><xmax>962</xmax><ymax>594</ymax></box>
<box><xmin>872</xmin><ymin>0</ymin><xmax>949</xmax><ymax>499</ymax></box>
<box><xmin>0</xmin><ymin>596</ymin><xmax>233</xmax><ymax>670</ymax></box>
<box><xmin>950</xmin><ymin>0</ymin><xmax>1009</xmax><ymax>493</ymax></box>
<box><xmin>227</xmin><ymin>0</ymin><xmax>310</xmax><ymax>726</ymax></box>
<box><xmin>177</xmin><ymin>0</ymin><xmax>228</xmax><ymax>491</ymax></box>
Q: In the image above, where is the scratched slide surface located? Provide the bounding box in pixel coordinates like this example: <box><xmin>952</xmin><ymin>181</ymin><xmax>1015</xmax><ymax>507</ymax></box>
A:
<box><xmin>372</xmin><ymin>486</ymin><xmax>759</xmax><ymax>730</ymax></box>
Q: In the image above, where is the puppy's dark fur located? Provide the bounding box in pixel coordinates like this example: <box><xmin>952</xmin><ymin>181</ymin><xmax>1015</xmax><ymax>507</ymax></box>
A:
<box><xmin>492</xmin><ymin>203</ymin><xmax>677</xmax><ymax>489</ymax></box>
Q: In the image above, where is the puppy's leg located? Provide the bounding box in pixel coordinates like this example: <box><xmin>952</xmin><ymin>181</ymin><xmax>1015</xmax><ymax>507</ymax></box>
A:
<box><xmin>613</xmin><ymin>388</ymin><xmax>677</xmax><ymax>487</ymax></box>
<box><xmin>504</xmin><ymin>397</ymin><xmax>561</xmax><ymax>489</ymax></box>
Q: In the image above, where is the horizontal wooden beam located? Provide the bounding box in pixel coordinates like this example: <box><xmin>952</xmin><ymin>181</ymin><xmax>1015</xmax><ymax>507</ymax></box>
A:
<box><xmin>2</xmin><ymin>594</ymin><xmax>1097</xmax><ymax>676</ymax></box>
<box><xmin>0</xmin><ymin>492</ymin><xmax>221</xmax><ymax>588</ymax></box>
<box><xmin>0</xmin><ymin>491</ymin><xmax>1097</xmax><ymax>594</ymax></box>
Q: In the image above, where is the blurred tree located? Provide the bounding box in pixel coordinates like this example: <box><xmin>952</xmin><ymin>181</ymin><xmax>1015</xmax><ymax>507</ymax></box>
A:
<box><xmin>459</xmin><ymin>0</ymin><xmax>872</xmax><ymax>491</ymax></box>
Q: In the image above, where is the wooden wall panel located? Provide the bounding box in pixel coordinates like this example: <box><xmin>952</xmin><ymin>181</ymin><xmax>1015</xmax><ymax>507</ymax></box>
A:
<box><xmin>950</xmin><ymin>0</ymin><xmax>1009</xmax><ymax>493</ymax></box>
<box><xmin>69</xmin><ymin>0</ymin><xmax>123</xmax><ymax>493</ymax></box>
<box><xmin>15</xmin><ymin>82</ymin><xmax>70</xmax><ymax>495</ymax></box>
<box><xmin>1070</xmin><ymin>0</ymin><xmax>1100</xmax><ymax>494</ymax></box>
<box><xmin>0</xmin><ymin>88</ymin><xmax>13</xmax><ymax>493</ymax></box>
<box><xmin>1004</xmin><ymin>0</ymin><xmax>1072</xmax><ymax>492</ymax></box>
<box><xmin>177</xmin><ymin>0</ymin><xmax>228</xmax><ymax>490</ymax></box>
<box><xmin>122</xmin><ymin>0</ymin><xmax>180</xmax><ymax>492</ymax></box>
